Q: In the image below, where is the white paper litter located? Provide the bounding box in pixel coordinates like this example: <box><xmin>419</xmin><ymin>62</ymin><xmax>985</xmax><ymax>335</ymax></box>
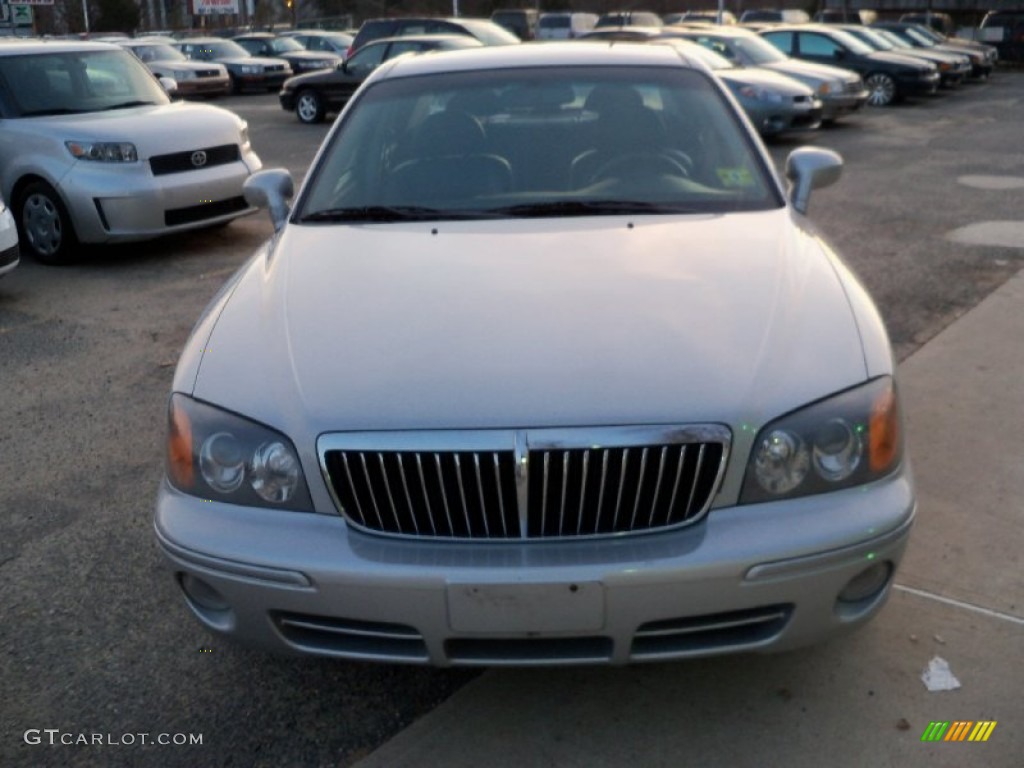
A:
<box><xmin>922</xmin><ymin>656</ymin><xmax>961</xmax><ymax>692</ymax></box>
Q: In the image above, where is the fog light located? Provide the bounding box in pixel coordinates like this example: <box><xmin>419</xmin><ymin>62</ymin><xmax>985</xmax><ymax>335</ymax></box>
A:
<box><xmin>838</xmin><ymin>561</ymin><xmax>892</xmax><ymax>604</ymax></box>
<box><xmin>179</xmin><ymin>573</ymin><xmax>230</xmax><ymax>612</ymax></box>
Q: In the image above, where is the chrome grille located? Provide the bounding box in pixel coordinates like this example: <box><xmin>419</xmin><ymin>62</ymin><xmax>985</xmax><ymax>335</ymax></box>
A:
<box><xmin>320</xmin><ymin>426</ymin><xmax>730</xmax><ymax>541</ymax></box>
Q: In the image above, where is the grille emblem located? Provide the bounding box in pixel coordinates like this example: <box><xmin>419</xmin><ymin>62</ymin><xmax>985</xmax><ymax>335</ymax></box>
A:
<box><xmin>190</xmin><ymin>150</ymin><xmax>208</xmax><ymax>168</ymax></box>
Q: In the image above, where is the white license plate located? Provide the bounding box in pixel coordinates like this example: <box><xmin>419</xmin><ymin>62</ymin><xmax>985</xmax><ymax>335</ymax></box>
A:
<box><xmin>447</xmin><ymin>582</ymin><xmax>605</xmax><ymax>633</ymax></box>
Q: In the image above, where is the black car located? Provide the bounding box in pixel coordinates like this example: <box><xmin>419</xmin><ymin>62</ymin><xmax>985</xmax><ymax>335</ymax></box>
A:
<box><xmin>349</xmin><ymin>17</ymin><xmax>518</xmax><ymax>55</ymax></box>
<box><xmin>175</xmin><ymin>37</ymin><xmax>293</xmax><ymax>93</ymax></box>
<box><xmin>279</xmin><ymin>35</ymin><xmax>484</xmax><ymax>124</ymax></box>
<box><xmin>279</xmin><ymin>29</ymin><xmax>354</xmax><ymax>57</ymax></box>
<box><xmin>841</xmin><ymin>25</ymin><xmax>971</xmax><ymax>88</ymax></box>
<box><xmin>760</xmin><ymin>25</ymin><xmax>939</xmax><ymax>107</ymax></box>
<box><xmin>872</xmin><ymin>22</ymin><xmax>996</xmax><ymax>78</ymax></box>
<box><xmin>979</xmin><ymin>10</ymin><xmax>1024</xmax><ymax>62</ymax></box>
<box><xmin>233</xmin><ymin>33</ymin><xmax>342</xmax><ymax>74</ymax></box>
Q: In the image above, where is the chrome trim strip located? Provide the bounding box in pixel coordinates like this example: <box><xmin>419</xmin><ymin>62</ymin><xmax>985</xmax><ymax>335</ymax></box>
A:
<box><xmin>514</xmin><ymin>430</ymin><xmax>529</xmax><ymax>538</ymax></box>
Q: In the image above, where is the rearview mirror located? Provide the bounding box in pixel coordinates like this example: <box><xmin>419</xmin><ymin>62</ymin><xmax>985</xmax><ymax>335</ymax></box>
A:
<box><xmin>785</xmin><ymin>147</ymin><xmax>842</xmax><ymax>214</ymax></box>
<box><xmin>243</xmin><ymin>169</ymin><xmax>295</xmax><ymax>232</ymax></box>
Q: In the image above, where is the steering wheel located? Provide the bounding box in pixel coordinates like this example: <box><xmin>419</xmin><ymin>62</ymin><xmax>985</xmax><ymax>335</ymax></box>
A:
<box><xmin>589</xmin><ymin>152</ymin><xmax>691</xmax><ymax>185</ymax></box>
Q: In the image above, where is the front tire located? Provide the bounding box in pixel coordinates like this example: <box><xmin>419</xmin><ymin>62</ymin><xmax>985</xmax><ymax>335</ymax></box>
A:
<box><xmin>865</xmin><ymin>72</ymin><xmax>898</xmax><ymax>107</ymax></box>
<box><xmin>295</xmin><ymin>90</ymin><xmax>325</xmax><ymax>124</ymax></box>
<box><xmin>16</xmin><ymin>181</ymin><xmax>78</xmax><ymax>265</ymax></box>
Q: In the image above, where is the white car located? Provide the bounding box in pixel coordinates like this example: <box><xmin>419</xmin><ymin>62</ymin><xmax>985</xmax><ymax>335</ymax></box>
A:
<box><xmin>0</xmin><ymin>41</ymin><xmax>261</xmax><ymax>264</ymax></box>
<box><xmin>0</xmin><ymin>194</ymin><xmax>18</xmax><ymax>277</ymax></box>
<box><xmin>156</xmin><ymin>43</ymin><xmax>915</xmax><ymax>666</ymax></box>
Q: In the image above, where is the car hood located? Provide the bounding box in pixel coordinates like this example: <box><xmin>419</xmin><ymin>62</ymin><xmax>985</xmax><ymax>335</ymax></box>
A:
<box><xmin>864</xmin><ymin>50</ymin><xmax>933</xmax><ymax>70</ymax></box>
<box><xmin>217</xmin><ymin>56</ymin><xmax>285</xmax><ymax>67</ymax></box>
<box><xmin>152</xmin><ymin>59</ymin><xmax>227</xmax><ymax>73</ymax></box>
<box><xmin>191</xmin><ymin>209</ymin><xmax>870</xmax><ymax>434</ymax></box>
<box><xmin>717</xmin><ymin>67</ymin><xmax>813</xmax><ymax>95</ymax></box>
<box><xmin>764</xmin><ymin>58</ymin><xmax>859</xmax><ymax>83</ymax></box>
<box><xmin>24</xmin><ymin>101</ymin><xmax>243</xmax><ymax>159</ymax></box>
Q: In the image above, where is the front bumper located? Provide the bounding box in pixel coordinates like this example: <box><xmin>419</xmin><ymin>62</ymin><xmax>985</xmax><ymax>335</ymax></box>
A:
<box><xmin>155</xmin><ymin>469</ymin><xmax>915</xmax><ymax>666</ymax></box>
<box><xmin>57</xmin><ymin>147</ymin><xmax>262</xmax><ymax>244</ymax></box>
<box><xmin>820</xmin><ymin>89</ymin><xmax>869</xmax><ymax>120</ymax></box>
<box><xmin>175</xmin><ymin>76</ymin><xmax>232</xmax><ymax>98</ymax></box>
<box><xmin>0</xmin><ymin>206</ymin><xmax>18</xmax><ymax>277</ymax></box>
<box><xmin>898</xmin><ymin>71</ymin><xmax>941</xmax><ymax>98</ymax></box>
<box><xmin>745</xmin><ymin>99</ymin><xmax>824</xmax><ymax>137</ymax></box>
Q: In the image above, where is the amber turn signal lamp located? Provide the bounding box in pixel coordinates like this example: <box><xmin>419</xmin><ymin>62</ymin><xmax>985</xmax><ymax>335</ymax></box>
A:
<box><xmin>869</xmin><ymin>381</ymin><xmax>901</xmax><ymax>473</ymax></box>
<box><xmin>168</xmin><ymin>398</ymin><xmax>195</xmax><ymax>490</ymax></box>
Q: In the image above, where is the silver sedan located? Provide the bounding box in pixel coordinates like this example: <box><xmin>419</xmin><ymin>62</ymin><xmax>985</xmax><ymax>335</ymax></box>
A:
<box><xmin>156</xmin><ymin>42</ymin><xmax>915</xmax><ymax>666</ymax></box>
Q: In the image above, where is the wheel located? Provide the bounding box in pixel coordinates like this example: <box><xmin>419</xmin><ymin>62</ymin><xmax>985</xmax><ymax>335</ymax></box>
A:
<box><xmin>589</xmin><ymin>152</ymin><xmax>690</xmax><ymax>185</ymax></box>
<box><xmin>16</xmin><ymin>181</ymin><xmax>78</xmax><ymax>265</ymax></box>
<box><xmin>295</xmin><ymin>90</ymin><xmax>325</xmax><ymax>124</ymax></box>
<box><xmin>865</xmin><ymin>72</ymin><xmax>898</xmax><ymax>107</ymax></box>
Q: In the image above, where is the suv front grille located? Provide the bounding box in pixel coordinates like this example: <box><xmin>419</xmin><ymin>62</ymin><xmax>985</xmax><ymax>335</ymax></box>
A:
<box><xmin>150</xmin><ymin>144</ymin><xmax>240</xmax><ymax>176</ymax></box>
<box><xmin>320</xmin><ymin>426</ymin><xmax>729</xmax><ymax>540</ymax></box>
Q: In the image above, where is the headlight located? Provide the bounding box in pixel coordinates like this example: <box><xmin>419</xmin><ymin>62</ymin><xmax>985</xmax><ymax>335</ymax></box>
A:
<box><xmin>938</xmin><ymin>62</ymin><xmax>951</xmax><ymax>72</ymax></box>
<box><xmin>308</xmin><ymin>60</ymin><xmax>331</xmax><ymax>69</ymax></box>
<box><xmin>171</xmin><ymin>69</ymin><xmax>198</xmax><ymax>80</ymax></box>
<box><xmin>737</xmin><ymin>84</ymin><xmax>785</xmax><ymax>104</ymax></box>
<box><xmin>740</xmin><ymin>377</ymin><xmax>903</xmax><ymax>505</ymax></box>
<box><xmin>239</xmin><ymin>120</ymin><xmax>250</xmax><ymax>150</ymax></box>
<box><xmin>65</xmin><ymin>141</ymin><xmax>138</xmax><ymax>163</ymax></box>
<box><xmin>239</xmin><ymin>64</ymin><xmax>262</xmax><ymax>74</ymax></box>
<box><xmin>167</xmin><ymin>394</ymin><xmax>313</xmax><ymax>511</ymax></box>
<box><xmin>817</xmin><ymin>81</ymin><xmax>835</xmax><ymax>95</ymax></box>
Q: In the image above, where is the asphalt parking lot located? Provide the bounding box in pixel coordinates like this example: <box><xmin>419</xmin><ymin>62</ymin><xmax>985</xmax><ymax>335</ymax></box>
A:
<box><xmin>2</xmin><ymin>73</ymin><xmax>1023</xmax><ymax>767</ymax></box>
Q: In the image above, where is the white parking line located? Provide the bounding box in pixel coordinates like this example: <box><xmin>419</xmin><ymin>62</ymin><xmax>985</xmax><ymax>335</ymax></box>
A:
<box><xmin>894</xmin><ymin>584</ymin><xmax>1024</xmax><ymax>626</ymax></box>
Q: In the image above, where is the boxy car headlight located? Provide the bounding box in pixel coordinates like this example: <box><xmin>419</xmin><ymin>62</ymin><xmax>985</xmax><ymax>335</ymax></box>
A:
<box><xmin>167</xmin><ymin>393</ymin><xmax>313</xmax><ymax>511</ymax></box>
<box><xmin>740</xmin><ymin>377</ymin><xmax>903</xmax><ymax>504</ymax></box>
<box><xmin>66</xmin><ymin>141</ymin><xmax>138</xmax><ymax>163</ymax></box>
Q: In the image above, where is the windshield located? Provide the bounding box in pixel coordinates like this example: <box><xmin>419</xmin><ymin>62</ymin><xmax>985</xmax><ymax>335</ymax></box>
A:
<box><xmin>298</xmin><ymin>65</ymin><xmax>780</xmax><ymax>223</ymax></box>
<box><xmin>875</xmin><ymin>29</ymin><xmax>911</xmax><ymax>49</ymax></box>
<box><xmin>130</xmin><ymin>44</ymin><xmax>187</xmax><ymax>62</ymax></box>
<box><xmin>828</xmin><ymin>29</ymin><xmax>875</xmax><ymax>55</ymax></box>
<box><xmin>905</xmin><ymin>27</ymin><xmax>937</xmax><ymax>47</ymax></box>
<box><xmin>0</xmin><ymin>49</ymin><xmax>169</xmax><ymax>117</ymax></box>
<box><xmin>190</xmin><ymin>40</ymin><xmax>250</xmax><ymax>59</ymax></box>
<box><xmin>849</xmin><ymin>28</ymin><xmax>895</xmax><ymax>50</ymax></box>
<box><xmin>269</xmin><ymin>37</ymin><xmax>305</xmax><ymax>53</ymax></box>
<box><xmin>731</xmin><ymin>35</ymin><xmax>788</xmax><ymax>64</ymax></box>
<box><xmin>458</xmin><ymin>20</ymin><xmax>521</xmax><ymax>45</ymax></box>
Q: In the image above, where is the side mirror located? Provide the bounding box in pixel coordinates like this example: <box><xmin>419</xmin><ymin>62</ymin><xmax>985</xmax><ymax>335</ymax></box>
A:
<box><xmin>785</xmin><ymin>147</ymin><xmax>842</xmax><ymax>214</ymax></box>
<box><xmin>243</xmin><ymin>169</ymin><xmax>295</xmax><ymax>232</ymax></box>
<box><xmin>336</xmin><ymin>60</ymin><xmax>347</xmax><ymax>71</ymax></box>
<box><xmin>834</xmin><ymin>49</ymin><xmax>846</xmax><ymax>60</ymax></box>
<box><xmin>159</xmin><ymin>76</ymin><xmax>178</xmax><ymax>95</ymax></box>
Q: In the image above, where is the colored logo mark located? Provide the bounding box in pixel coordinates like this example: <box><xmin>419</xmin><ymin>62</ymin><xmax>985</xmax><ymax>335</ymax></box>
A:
<box><xmin>921</xmin><ymin>721</ymin><xmax>997</xmax><ymax>742</ymax></box>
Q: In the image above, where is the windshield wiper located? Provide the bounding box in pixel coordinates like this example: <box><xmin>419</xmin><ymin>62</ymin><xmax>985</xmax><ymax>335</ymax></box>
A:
<box><xmin>300</xmin><ymin>206</ymin><xmax>499</xmax><ymax>223</ymax></box>
<box><xmin>20</xmin><ymin>108</ymin><xmax>89</xmax><ymax>117</ymax></box>
<box><xmin>486</xmin><ymin>200</ymin><xmax>698</xmax><ymax>217</ymax></box>
<box><xmin>99</xmin><ymin>100</ymin><xmax>159</xmax><ymax>111</ymax></box>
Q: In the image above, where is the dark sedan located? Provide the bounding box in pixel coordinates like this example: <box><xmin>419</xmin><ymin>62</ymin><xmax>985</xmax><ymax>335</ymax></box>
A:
<box><xmin>760</xmin><ymin>25</ymin><xmax>939</xmax><ymax>107</ymax></box>
<box><xmin>279</xmin><ymin>35</ymin><xmax>484</xmax><ymax>124</ymax></box>
<box><xmin>840</xmin><ymin>25</ymin><xmax>971</xmax><ymax>88</ymax></box>
<box><xmin>233</xmin><ymin>33</ymin><xmax>342</xmax><ymax>75</ymax></box>
<box><xmin>871</xmin><ymin>22</ymin><xmax>996</xmax><ymax>79</ymax></box>
<box><xmin>175</xmin><ymin>37</ymin><xmax>293</xmax><ymax>93</ymax></box>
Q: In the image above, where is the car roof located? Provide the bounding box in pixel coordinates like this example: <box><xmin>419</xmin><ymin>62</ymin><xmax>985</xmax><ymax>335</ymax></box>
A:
<box><xmin>365</xmin><ymin>33</ymin><xmax>483</xmax><ymax>46</ymax></box>
<box><xmin>372</xmin><ymin>40</ymin><xmax>705</xmax><ymax>79</ymax></box>
<box><xmin>0</xmin><ymin>40</ymin><xmax>122</xmax><ymax>55</ymax></box>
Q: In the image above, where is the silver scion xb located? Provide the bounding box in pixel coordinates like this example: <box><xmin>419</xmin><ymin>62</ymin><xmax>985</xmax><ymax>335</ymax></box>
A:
<box><xmin>156</xmin><ymin>42</ymin><xmax>915</xmax><ymax>666</ymax></box>
<box><xmin>0</xmin><ymin>41</ymin><xmax>261</xmax><ymax>264</ymax></box>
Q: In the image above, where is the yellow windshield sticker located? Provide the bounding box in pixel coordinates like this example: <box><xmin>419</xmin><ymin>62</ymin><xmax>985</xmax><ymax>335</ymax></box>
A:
<box><xmin>717</xmin><ymin>167</ymin><xmax>755</xmax><ymax>187</ymax></box>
